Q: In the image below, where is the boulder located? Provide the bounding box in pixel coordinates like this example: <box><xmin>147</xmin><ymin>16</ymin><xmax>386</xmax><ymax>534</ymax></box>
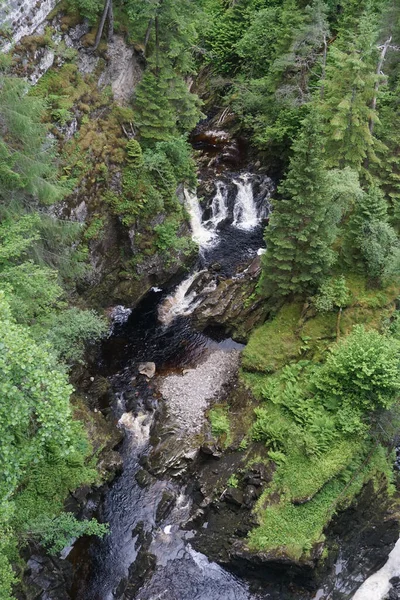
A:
<box><xmin>138</xmin><ymin>362</ymin><xmax>156</xmax><ymax>379</ymax></box>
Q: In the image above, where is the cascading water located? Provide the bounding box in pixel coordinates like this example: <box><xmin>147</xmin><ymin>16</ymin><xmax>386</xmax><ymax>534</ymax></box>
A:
<box><xmin>232</xmin><ymin>174</ymin><xmax>260</xmax><ymax>230</ymax></box>
<box><xmin>157</xmin><ymin>269</ymin><xmax>209</xmax><ymax>326</ymax></box>
<box><xmin>209</xmin><ymin>180</ymin><xmax>229</xmax><ymax>228</ymax></box>
<box><xmin>184</xmin><ymin>188</ymin><xmax>216</xmax><ymax>248</ymax></box>
<box><xmin>350</xmin><ymin>539</ymin><xmax>400</xmax><ymax>599</ymax></box>
<box><xmin>68</xmin><ymin>162</ymin><xmax>390</xmax><ymax>600</ymax></box>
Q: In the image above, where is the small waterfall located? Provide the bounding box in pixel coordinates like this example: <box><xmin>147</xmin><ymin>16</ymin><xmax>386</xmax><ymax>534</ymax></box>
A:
<box><xmin>209</xmin><ymin>181</ymin><xmax>229</xmax><ymax>229</ymax></box>
<box><xmin>158</xmin><ymin>271</ymin><xmax>206</xmax><ymax>326</ymax></box>
<box><xmin>232</xmin><ymin>174</ymin><xmax>260</xmax><ymax>231</ymax></box>
<box><xmin>351</xmin><ymin>538</ymin><xmax>400</xmax><ymax>600</ymax></box>
<box><xmin>184</xmin><ymin>189</ymin><xmax>216</xmax><ymax>248</ymax></box>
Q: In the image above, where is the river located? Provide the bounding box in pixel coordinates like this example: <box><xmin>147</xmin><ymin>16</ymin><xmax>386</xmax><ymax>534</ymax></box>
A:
<box><xmin>67</xmin><ymin>159</ymin><xmax>397</xmax><ymax>600</ymax></box>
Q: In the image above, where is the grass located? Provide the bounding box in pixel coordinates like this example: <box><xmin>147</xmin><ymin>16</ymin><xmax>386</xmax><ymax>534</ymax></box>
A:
<box><xmin>240</xmin><ymin>274</ymin><xmax>400</xmax><ymax>560</ymax></box>
<box><xmin>209</xmin><ymin>406</ymin><xmax>232</xmax><ymax>447</ymax></box>
<box><xmin>242</xmin><ymin>303</ymin><xmax>303</xmax><ymax>373</ymax></box>
<box><xmin>248</xmin><ymin>444</ymin><xmax>393</xmax><ymax>559</ymax></box>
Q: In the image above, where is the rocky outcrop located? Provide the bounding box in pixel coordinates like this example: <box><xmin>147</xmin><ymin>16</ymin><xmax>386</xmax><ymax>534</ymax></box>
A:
<box><xmin>0</xmin><ymin>0</ymin><xmax>58</xmax><ymax>51</ymax></box>
<box><xmin>191</xmin><ymin>257</ymin><xmax>268</xmax><ymax>341</ymax></box>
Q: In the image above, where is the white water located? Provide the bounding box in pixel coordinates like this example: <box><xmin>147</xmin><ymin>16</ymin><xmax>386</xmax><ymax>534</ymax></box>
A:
<box><xmin>233</xmin><ymin>174</ymin><xmax>259</xmax><ymax>231</ymax></box>
<box><xmin>351</xmin><ymin>537</ymin><xmax>400</xmax><ymax>600</ymax></box>
<box><xmin>184</xmin><ymin>189</ymin><xmax>216</xmax><ymax>248</ymax></box>
<box><xmin>158</xmin><ymin>270</ymin><xmax>206</xmax><ymax>326</ymax></box>
<box><xmin>209</xmin><ymin>181</ymin><xmax>229</xmax><ymax>229</ymax></box>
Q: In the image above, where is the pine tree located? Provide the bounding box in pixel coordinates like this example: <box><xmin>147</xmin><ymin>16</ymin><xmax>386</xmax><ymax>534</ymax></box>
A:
<box><xmin>259</xmin><ymin>113</ymin><xmax>338</xmax><ymax>299</ymax></box>
<box><xmin>133</xmin><ymin>66</ymin><xmax>202</xmax><ymax>145</ymax></box>
<box><xmin>319</xmin><ymin>12</ymin><xmax>382</xmax><ymax>172</ymax></box>
<box><xmin>133</xmin><ymin>69</ymin><xmax>178</xmax><ymax>143</ymax></box>
<box><xmin>344</xmin><ymin>183</ymin><xmax>400</xmax><ymax>281</ymax></box>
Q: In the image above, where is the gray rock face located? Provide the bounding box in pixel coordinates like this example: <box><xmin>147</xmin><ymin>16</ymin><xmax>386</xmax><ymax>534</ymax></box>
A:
<box><xmin>0</xmin><ymin>0</ymin><xmax>58</xmax><ymax>51</ymax></box>
<box><xmin>98</xmin><ymin>35</ymin><xmax>144</xmax><ymax>105</ymax></box>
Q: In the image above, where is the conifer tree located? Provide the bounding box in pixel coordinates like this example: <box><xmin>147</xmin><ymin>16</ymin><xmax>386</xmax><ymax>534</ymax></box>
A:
<box><xmin>319</xmin><ymin>12</ymin><xmax>381</xmax><ymax>172</ymax></box>
<box><xmin>133</xmin><ymin>65</ymin><xmax>202</xmax><ymax>145</ymax></box>
<box><xmin>259</xmin><ymin>113</ymin><xmax>337</xmax><ymax>299</ymax></box>
<box><xmin>345</xmin><ymin>184</ymin><xmax>400</xmax><ymax>281</ymax></box>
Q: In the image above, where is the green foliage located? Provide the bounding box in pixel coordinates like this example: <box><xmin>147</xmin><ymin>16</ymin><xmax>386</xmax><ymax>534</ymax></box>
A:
<box><xmin>259</xmin><ymin>113</ymin><xmax>339</xmax><ymax>298</ymax></box>
<box><xmin>314</xmin><ymin>325</ymin><xmax>400</xmax><ymax>414</ymax></box>
<box><xmin>315</xmin><ymin>276</ymin><xmax>351</xmax><ymax>313</ymax></box>
<box><xmin>0</xmin><ymin>74</ymin><xmax>66</xmax><ymax>205</ymax></box>
<box><xmin>209</xmin><ymin>406</ymin><xmax>231</xmax><ymax>442</ymax></box>
<box><xmin>66</xmin><ymin>0</ymin><xmax>103</xmax><ymax>23</ymax></box>
<box><xmin>36</xmin><ymin>308</ymin><xmax>108</xmax><ymax>365</ymax></box>
<box><xmin>248</xmin><ymin>444</ymin><xmax>389</xmax><ymax>558</ymax></box>
<box><xmin>227</xmin><ymin>474</ymin><xmax>239</xmax><ymax>488</ymax></box>
<box><xmin>133</xmin><ymin>67</ymin><xmax>203</xmax><ymax>145</ymax></box>
<box><xmin>25</xmin><ymin>513</ymin><xmax>108</xmax><ymax>554</ymax></box>
<box><xmin>319</xmin><ymin>12</ymin><xmax>381</xmax><ymax>172</ymax></box>
<box><xmin>126</xmin><ymin>139</ymin><xmax>144</xmax><ymax>168</ymax></box>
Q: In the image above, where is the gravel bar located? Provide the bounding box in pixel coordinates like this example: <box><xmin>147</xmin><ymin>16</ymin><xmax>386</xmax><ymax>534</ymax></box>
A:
<box><xmin>158</xmin><ymin>350</ymin><xmax>240</xmax><ymax>433</ymax></box>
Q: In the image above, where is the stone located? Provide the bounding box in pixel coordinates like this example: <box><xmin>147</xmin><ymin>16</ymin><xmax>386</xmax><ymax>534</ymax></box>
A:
<box><xmin>138</xmin><ymin>362</ymin><xmax>156</xmax><ymax>378</ymax></box>
<box><xmin>224</xmin><ymin>488</ymin><xmax>244</xmax><ymax>507</ymax></box>
<box><xmin>155</xmin><ymin>490</ymin><xmax>176</xmax><ymax>524</ymax></box>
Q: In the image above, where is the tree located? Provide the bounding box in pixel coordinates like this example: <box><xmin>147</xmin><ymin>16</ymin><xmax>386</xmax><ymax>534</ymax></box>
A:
<box><xmin>259</xmin><ymin>112</ymin><xmax>339</xmax><ymax>299</ymax></box>
<box><xmin>319</xmin><ymin>12</ymin><xmax>382</xmax><ymax>172</ymax></box>
<box><xmin>315</xmin><ymin>275</ymin><xmax>351</xmax><ymax>340</ymax></box>
<box><xmin>272</xmin><ymin>0</ymin><xmax>330</xmax><ymax>106</ymax></box>
<box><xmin>314</xmin><ymin>325</ymin><xmax>400</xmax><ymax>420</ymax></box>
<box><xmin>345</xmin><ymin>184</ymin><xmax>400</xmax><ymax>282</ymax></box>
<box><xmin>0</xmin><ymin>75</ymin><xmax>65</xmax><ymax>206</ymax></box>
<box><xmin>133</xmin><ymin>66</ymin><xmax>202</xmax><ymax>145</ymax></box>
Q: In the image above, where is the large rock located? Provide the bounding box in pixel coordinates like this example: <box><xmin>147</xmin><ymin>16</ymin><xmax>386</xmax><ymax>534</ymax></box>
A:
<box><xmin>138</xmin><ymin>362</ymin><xmax>156</xmax><ymax>379</ymax></box>
<box><xmin>0</xmin><ymin>0</ymin><xmax>58</xmax><ymax>51</ymax></box>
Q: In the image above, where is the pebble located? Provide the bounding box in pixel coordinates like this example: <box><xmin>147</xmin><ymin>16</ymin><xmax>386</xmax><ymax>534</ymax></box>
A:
<box><xmin>158</xmin><ymin>350</ymin><xmax>240</xmax><ymax>433</ymax></box>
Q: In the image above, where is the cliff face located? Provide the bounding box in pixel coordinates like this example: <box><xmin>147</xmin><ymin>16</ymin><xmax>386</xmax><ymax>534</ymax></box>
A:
<box><xmin>0</xmin><ymin>3</ymin><xmax>195</xmax><ymax>309</ymax></box>
<box><xmin>0</xmin><ymin>0</ymin><xmax>58</xmax><ymax>50</ymax></box>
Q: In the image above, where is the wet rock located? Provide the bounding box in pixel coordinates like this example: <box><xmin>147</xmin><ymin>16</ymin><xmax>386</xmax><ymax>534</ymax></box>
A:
<box><xmin>200</xmin><ymin>442</ymin><xmax>222</xmax><ymax>458</ymax></box>
<box><xmin>97</xmin><ymin>450</ymin><xmax>123</xmax><ymax>479</ymax></box>
<box><xmin>125</xmin><ymin>550</ymin><xmax>156</xmax><ymax>599</ymax></box>
<box><xmin>224</xmin><ymin>488</ymin><xmax>244</xmax><ymax>507</ymax></box>
<box><xmin>244</xmin><ymin>484</ymin><xmax>259</xmax><ymax>506</ymax></box>
<box><xmin>135</xmin><ymin>468</ymin><xmax>156</xmax><ymax>488</ymax></box>
<box><xmin>155</xmin><ymin>490</ymin><xmax>176</xmax><ymax>524</ymax></box>
<box><xmin>138</xmin><ymin>362</ymin><xmax>156</xmax><ymax>379</ymax></box>
<box><xmin>191</xmin><ymin>271</ymin><xmax>268</xmax><ymax>342</ymax></box>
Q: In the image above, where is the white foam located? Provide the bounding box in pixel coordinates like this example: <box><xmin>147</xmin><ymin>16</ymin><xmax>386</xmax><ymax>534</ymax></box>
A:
<box><xmin>157</xmin><ymin>271</ymin><xmax>206</xmax><ymax>326</ymax></box>
<box><xmin>232</xmin><ymin>174</ymin><xmax>259</xmax><ymax>230</ymax></box>
<box><xmin>209</xmin><ymin>181</ymin><xmax>229</xmax><ymax>229</ymax></box>
<box><xmin>352</xmin><ymin>537</ymin><xmax>400</xmax><ymax>600</ymax></box>
<box><xmin>184</xmin><ymin>189</ymin><xmax>216</xmax><ymax>248</ymax></box>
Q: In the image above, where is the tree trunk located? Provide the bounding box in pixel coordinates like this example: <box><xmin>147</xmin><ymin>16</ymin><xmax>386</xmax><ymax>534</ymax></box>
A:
<box><xmin>107</xmin><ymin>0</ymin><xmax>114</xmax><ymax>43</ymax></box>
<box><xmin>144</xmin><ymin>18</ymin><xmax>154</xmax><ymax>52</ymax></box>
<box><xmin>94</xmin><ymin>0</ymin><xmax>111</xmax><ymax>51</ymax></box>
<box><xmin>369</xmin><ymin>37</ymin><xmax>392</xmax><ymax>134</ymax></box>
<box><xmin>336</xmin><ymin>307</ymin><xmax>342</xmax><ymax>342</ymax></box>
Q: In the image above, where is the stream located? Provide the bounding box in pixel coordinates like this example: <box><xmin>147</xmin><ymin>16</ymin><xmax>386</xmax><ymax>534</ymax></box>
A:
<box><xmin>67</xmin><ymin>160</ymin><xmax>399</xmax><ymax>600</ymax></box>
<box><xmin>69</xmin><ymin>171</ymin><xmax>272</xmax><ymax>600</ymax></box>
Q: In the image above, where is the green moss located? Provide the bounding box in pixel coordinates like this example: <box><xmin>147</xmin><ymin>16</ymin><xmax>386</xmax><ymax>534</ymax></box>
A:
<box><xmin>242</xmin><ymin>303</ymin><xmax>303</xmax><ymax>373</ymax></box>
<box><xmin>273</xmin><ymin>440</ymin><xmax>362</xmax><ymax>503</ymax></box>
<box><xmin>249</xmin><ymin>444</ymin><xmax>393</xmax><ymax>559</ymax></box>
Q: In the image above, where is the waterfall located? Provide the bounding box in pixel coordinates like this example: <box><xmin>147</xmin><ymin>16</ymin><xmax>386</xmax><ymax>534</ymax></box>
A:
<box><xmin>158</xmin><ymin>271</ymin><xmax>207</xmax><ymax>326</ymax></box>
<box><xmin>184</xmin><ymin>189</ymin><xmax>216</xmax><ymax>248</ymax></box>
<box><xmin>351</xmin><ymin>538</ymin><xmax>400</xmax><ymax>600</ymax></box>
<box><xmin>209</xmin><ymin>181</ymin><xmax>229</xmax><ymax>229</ymax></box>
<box><xmin>232</xmin><ymin>174</ymin><xmax>260</xmax><ymax>231</ymax></box>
